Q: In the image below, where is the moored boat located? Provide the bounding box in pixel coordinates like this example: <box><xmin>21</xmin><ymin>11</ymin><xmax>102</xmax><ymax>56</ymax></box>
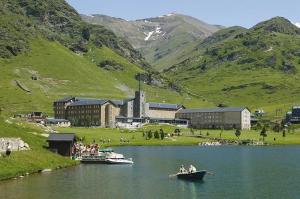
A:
<box><xmin>104</xmin><ymin>151</ymin><xmax>134</xmax><ymax>164</ymax></box>
<box><xmin>80</xmin><ymin>155</ymin><xmax>106</xmax><ymax>163</ymax></box>
<box><xmin>80</xmin><ymin>148</ymin><xmax>134</xmax><ymax>164</ymax></box>
<box><xmin>105</xmin><ymin>158</ymin><xmax>134</xmax><ymax>164</ymax></box>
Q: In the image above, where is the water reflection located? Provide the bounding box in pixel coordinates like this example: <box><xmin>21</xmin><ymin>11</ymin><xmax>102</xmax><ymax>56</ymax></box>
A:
<box><xmin>178</xmin><ymin>179</ymin><xmax>204</xmax><ymax>199</ymax></box>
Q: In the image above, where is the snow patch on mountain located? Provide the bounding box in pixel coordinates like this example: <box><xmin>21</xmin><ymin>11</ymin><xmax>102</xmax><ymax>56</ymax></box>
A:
<box><xmin>144</xmin><ymin>26</ymin><xmax>166</xmax><ymax>41</ymax></box>
<box><xmin>166</xmin><ymin>13</ymin><xmax>174</xmax><ymax>17</ymax></box>
<box><xmin>155</xmin><ymin>27</ymin><xmax>162</xmax><ymax>34</ymax></box>
<box><xmin>145</xmin><ymin>31</ymin><xmax>154</xmax><ymax>41</ymax></box>
<box><xmin>158</xmin><ymin>13</ymin><xmax>175</xmax><ymax>18</ymax></box>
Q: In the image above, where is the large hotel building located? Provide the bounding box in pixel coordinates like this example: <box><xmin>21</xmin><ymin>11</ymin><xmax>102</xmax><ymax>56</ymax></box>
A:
<box><xmin>53</xmin><ymin>91</ymin><xmax>251</xmax><ymax>129</ymax></box>
<box><xmin>53</xmin><ymin>91</ymin><xmax>185</xmax><ymax>128</ymax></box>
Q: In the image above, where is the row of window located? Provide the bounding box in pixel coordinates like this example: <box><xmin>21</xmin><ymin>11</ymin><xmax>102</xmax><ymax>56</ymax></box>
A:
<box><xmin>68</xmin><ymin>110</ymin><xmax>101</xmax><ymax>114</ymax></box>
<box><xmin>68</xmin><ymin>105</ymin><xmax>102</xmax><ymax>109</ymax></box>
<box><xmin>56</xmin><ymin>111</ymin><xmax>65</xmax><ymax>114</ymax></box>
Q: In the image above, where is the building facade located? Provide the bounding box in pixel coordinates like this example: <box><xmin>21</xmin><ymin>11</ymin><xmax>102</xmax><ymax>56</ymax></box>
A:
<box><xmin>148</xmin><ymin>103</ymin><xmax>184</xmax><ymax>119</ymax></box>
<box><xmin>286</xmin><ymin>106</ymin><xmax>300</xmax><ymax>124</ymax></box>
<box><xmin>176</xmin><ymin>107</ymin><xmax>251</xmax><ymax>130</ymax></box>
<box><xmin>53</xmin><ymin>91</ymin><xmax>183</xmax><ymax>128</ymax></box>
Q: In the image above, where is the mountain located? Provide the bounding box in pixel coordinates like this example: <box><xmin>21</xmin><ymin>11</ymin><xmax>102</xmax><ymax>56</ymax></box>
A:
<box><xmin>0</xmin><ymin>0</ymin><xmax>149</xmax><ymax>67</ymax></box>
<box><xmin>82</xmin><ymin>13</ymin><xmax>222</xmax><ymax>71</ymax></box>
<box><xmin>165</xmin><ymin>17</ymin><xmax>300</xmax><ymax>115</ymax></box>
<box><xmin>0</xmin><ymin>0</ymin><xmax>211</xmax><ymax>117</ymax></box>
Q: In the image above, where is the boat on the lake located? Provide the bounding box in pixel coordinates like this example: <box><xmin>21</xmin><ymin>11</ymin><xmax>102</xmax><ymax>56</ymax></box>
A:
<box><xmin>80</xmin><ymin>148</ymin><xmax>134</xmax><ymax>164</ymax></box>
<box><xmin>176</xmin><ymin>170</ymin><xmax>207</xmax><ymax>181</ymax></box>
<box><xmin>170</xmin><ymin>165</ymin><xmax>207</xmax><ymax>181</ymax></box>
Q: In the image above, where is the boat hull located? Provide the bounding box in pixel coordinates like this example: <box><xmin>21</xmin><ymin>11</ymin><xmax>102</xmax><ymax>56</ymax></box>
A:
<box><xmin>176</xmin><ymin>171</ymin><xmax>207</xmax><ymax>181</ymax></box>
<box><xmin>81</xmin><ymin>158</ymin><xmax>133</xmax><ymax>164</ymax></box>
<box><xmin>80</xmin><ymin>159</ymin><xmax>107</xmax><ymax>164</ymax></box>
<box><xmin>105</xmin><ymin>159</ymin><xmax>134</xmax><ymax>164</ymax></box>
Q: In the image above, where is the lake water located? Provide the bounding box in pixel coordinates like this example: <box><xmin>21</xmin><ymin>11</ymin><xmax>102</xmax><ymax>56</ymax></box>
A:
<box><xmin>1</xmin><ymin>146</ymin><xmax>300</xmax><ymax>199</ymax></box>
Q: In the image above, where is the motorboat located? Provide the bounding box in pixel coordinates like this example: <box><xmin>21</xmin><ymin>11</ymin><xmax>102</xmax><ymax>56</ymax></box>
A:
<box><xmin>104</xmin><ymin>152</ymin><xmax>134</xmax><ymax>164</ymax></box>
<box><xmin>105</xmin><ymin>157</ymin><xmax>134</xmax><ymax>164</ymax></box>
<box><xmin>80</xmin><ymin>148</ymin><xmax>133</xmax><ymax>164</ymax></box>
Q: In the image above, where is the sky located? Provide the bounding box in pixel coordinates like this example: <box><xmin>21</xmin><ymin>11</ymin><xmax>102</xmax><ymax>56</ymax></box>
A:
<box><xmin>66</xmin><ymin>0</ymin><xmax>300</xmax><ymax>28</ymax></box>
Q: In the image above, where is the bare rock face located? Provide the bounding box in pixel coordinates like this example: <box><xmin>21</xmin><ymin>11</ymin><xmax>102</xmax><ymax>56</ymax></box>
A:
<box><xmin>0</xmin><ymin>138</ymin><xmax>30</xmax><ymax>152</ymax></box>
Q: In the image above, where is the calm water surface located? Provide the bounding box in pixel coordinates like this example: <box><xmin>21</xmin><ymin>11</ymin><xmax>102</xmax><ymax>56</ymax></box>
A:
<box><xmin>1</xmin><ymin>146</ymin><xmax>300</xmax><ymax>199</ymax></box>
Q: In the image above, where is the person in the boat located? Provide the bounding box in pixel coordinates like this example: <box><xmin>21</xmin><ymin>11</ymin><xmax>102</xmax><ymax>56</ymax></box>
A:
<box><xmin>179</xmin><ymin>165</ymin><xmax>187</xmax><ymax>173</ymax></box>
<box><xmin>188</xmin><ymin>165</ymin><xmax>197</xmax><ymax>173</ymax></box>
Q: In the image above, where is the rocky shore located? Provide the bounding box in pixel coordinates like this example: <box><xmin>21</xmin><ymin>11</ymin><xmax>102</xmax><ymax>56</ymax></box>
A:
<box><xmin>0</xmin><ymin>138</ymin><xmax>30</xmax><ymax>154</ymax></box>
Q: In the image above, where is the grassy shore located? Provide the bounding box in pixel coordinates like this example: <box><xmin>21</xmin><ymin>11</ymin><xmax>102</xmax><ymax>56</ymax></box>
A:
<box><xmin>0</xmin><ymin>120</ymin><xmax>78</xmax><ymax>181</ymax></box>
<box><xmin>55</xmin><ymin>124</ymin><xmax>300</xmax><ymax>146</ymax></box>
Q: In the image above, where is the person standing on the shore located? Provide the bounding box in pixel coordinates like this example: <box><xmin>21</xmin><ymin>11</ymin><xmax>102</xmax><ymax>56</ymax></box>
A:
<box><xmin>6</xmin><ymin>142</ymin><xmax>12</xmax><ymax>157</ymax></box>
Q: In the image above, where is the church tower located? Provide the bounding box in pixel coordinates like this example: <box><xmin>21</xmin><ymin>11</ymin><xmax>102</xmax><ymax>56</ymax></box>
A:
<box><xmin>133</xmin><ymin>73</ymin><xmax>147</xmax><ymax>118</ymax></box>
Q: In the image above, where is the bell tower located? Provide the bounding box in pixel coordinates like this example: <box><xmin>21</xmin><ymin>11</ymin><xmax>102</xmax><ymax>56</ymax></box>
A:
<box><xmin>134</xmin><ymin>74</ymin><xmax>147</xmax><ymax>118</ymax></box>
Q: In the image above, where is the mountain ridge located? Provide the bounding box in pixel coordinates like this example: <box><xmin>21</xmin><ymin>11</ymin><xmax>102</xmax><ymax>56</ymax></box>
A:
<box><xmin>163</xmin><ymin>16</ymin><xmax>300</xmax><ymax>115</ymax></box>
<box><xmin>0</xmin><ymin>0</ymin><xmax>209</xmax><ymax>116</ymax></box>
<box><xmin>82</xmin><ymin>13</ymin><xmax>223</xmax><ymax>70</ymax></box>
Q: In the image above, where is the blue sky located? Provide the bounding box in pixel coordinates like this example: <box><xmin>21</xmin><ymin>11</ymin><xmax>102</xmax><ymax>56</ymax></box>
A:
<box><xmin>67</xmin><ymin>0</ymin><xmax>300</xmax><ymax>28</ymax></box>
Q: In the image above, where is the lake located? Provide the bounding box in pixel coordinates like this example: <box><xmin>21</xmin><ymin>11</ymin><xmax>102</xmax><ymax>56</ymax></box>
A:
<box><xmin>1</xmin><ymin>146</ymin><xmax>300</xmax><ymax>199</ymax></box>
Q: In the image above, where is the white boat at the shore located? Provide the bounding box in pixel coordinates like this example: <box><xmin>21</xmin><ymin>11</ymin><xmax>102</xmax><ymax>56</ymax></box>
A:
<box><xmin>105</xmin><ymin>157</ymin><xmax>134</xmax><ymax>164</ymax></box>
<box><xmin>80</xmin><ymin>149</ymin><xmax>134</xmax><ymax>164</ymax></box>
<box><xmin>105</xmin><ymin>151</ymin><xmax>134</xmax><ymax>164</ymax></box>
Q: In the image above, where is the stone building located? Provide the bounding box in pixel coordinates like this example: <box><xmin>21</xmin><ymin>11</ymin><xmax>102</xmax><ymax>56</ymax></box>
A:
<box><xmin>53</xmin><ymin>91</ymin><xmax>184</xmax><ymax>128</ymax></box>
<box><xmin>176</xmin><ymin>107</ymin><xmax>251</xmax><ymax>130</ymax></box>
<box><xmin>148</xmin><ymin>103</ymin><xmax>184</xmax><ymax>119</ymax></box>
<box><xmin>285</xmin><ymin>106</ymin><xmax>300</xmax><ymax>124</ymax></box>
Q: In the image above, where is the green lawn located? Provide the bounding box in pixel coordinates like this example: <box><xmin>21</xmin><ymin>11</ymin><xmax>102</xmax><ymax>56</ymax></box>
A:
<box><xmin>55</xmin><ymin>124</ymin><xmax>300</xmax><ymax>146</ymax></box>
<box><xmin>55</xmin><ymin>125</ymin><xmax>205</xmax><ymax>147</ymax></box>
<box><xmin>0</xmin><ymin>120</ymin><xmax>77</xmax><ymax>180</ymax></box>
<box><xmin>201</xmin><ymin>129</ymin><xmax>300</xmax><ymax>145</ymax></box>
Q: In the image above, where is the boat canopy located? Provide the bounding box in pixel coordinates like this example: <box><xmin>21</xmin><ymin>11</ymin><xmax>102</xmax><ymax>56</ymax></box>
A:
<box><xmin>99</xmin><ymin>148</ymin><xmax>114</xmax><ymax>153</ymax></box>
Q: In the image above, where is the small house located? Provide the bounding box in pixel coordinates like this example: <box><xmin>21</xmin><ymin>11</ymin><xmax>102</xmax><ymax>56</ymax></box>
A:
<box><xmin>47</xmin><ymin>133</ymin><xmax>76</xmax><ymax>156</ymax></box>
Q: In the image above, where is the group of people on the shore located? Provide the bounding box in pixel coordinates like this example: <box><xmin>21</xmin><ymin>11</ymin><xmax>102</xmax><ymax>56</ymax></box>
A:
<box><xmin>72</xmin><ymin>142</ymin><xmax>99</xmax><ymax>157</ymax></box>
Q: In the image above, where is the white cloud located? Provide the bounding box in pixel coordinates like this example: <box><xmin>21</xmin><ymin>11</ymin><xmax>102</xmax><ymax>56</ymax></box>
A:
<box><xmin>293</xmin><ymin>22</ymin><xmax>300</xmax><ymax>28</ymax></box>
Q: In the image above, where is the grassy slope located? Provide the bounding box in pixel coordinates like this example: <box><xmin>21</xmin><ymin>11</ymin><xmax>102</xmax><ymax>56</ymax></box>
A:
<box><xmin>0</xmin><ymin>120</ymin><xmax>77</xmax><ymax>180</ymax></box>
<box><xmin>167</xmin><ymin>21</ymin><xmax>300</xmax><ymax>117</ymax></box>
<box><xmin>0</xmin><ymin>38</ymin><xmax>212</xmax><ymax>117</ymax></box>
<box><xmin>180</xmin><ymin>67</ymin><xmax>300</xmax><ymax>116</ymax></box>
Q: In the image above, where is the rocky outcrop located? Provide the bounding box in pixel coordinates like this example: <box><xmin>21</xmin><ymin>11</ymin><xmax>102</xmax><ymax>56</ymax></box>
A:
<box><xmin>0</xmin><ymin>138</ymin><xmax>30</xmax><ymax>152</ymax></box>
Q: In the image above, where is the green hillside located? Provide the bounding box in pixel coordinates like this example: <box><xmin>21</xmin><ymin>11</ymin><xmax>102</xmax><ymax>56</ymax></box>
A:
<box><xmin>0</xmin><ymin>0</ymin><xmax>148</xmax><ymax>67</ymax></box>
<box><xmin>0</xmin><ymin>37</ymin><xmax>212</xmax><ymax>117</ymax></box>
<box><xmin>166</xmin><ymin>17</ymin><xmax>300</xmax><ymax>116</ymax></box>
<box><xmin>0</xmin><ymin>120</ymin><xmax>77</xmax><ymax>180</ymax></box>
<box><xmin>0</xmin><ymin>0</ymin><xmax>212</xmax><ymax>117</ymax></box>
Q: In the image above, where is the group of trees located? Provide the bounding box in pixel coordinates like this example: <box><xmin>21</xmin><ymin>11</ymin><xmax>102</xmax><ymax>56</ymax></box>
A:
<box><xmin>234</xmin><ymin>126</ymin><xmax>268</xmax><ymax>142</ymax></box>
<box><xmin>144</xmin><ymin>129</ymin><xmax>165</xmax><ymax>140</ymax></box>
<box><xmin>143</xmin><ymin>128</ymin><xmax>183</xmax><ymax>140</ymax></box>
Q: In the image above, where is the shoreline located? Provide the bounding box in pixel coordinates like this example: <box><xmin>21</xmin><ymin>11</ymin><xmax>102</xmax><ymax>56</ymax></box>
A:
<box><xmin>2</xmin><ymin>143</ymin><xmax>300</xmax><ymax>182</ymax></box>
<box><xmin>0</xmin><ymin>162</ymin><xmax>79</xmax><ymax>182</ymax></box>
